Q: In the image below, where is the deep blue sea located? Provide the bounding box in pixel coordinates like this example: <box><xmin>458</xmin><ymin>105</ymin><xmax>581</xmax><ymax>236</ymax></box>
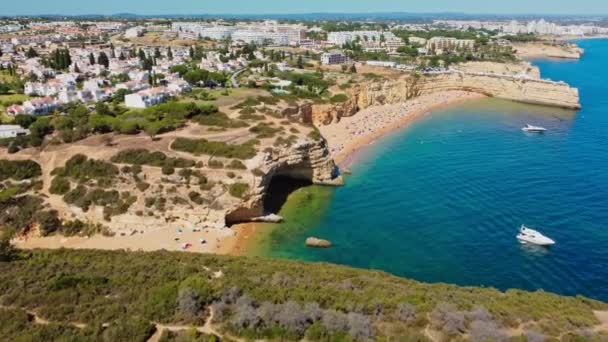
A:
<box><xmin>261</xmin><ymin>39</ymin><xmax>608</xmax><ymax>301</ymax></box>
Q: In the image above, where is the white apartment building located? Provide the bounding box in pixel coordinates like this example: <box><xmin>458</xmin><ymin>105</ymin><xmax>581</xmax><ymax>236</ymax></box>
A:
<box><xmin>124</xmin><ymin>87</ymin><xmax>170</xmax><ymax>108</ymax></box>
<box><xmin>0</xmin><ymin>125</ymin><xmax>29</xmax><ymax>138</ymax></box>
<box><xmin>125</xmin><ymin>26</ymin><xmax>146</xmax><ymax>38</ymax></box>
<box><xmin>408</xmin><ymin>37</ymin><xmax>428</xmax><ymax>46</ymax></box>
<box><xmin>321</xmin><ymin>50</ymin><xmax>347</xmax><ymax>65</ymax></box>
<box><xmin>328</xmin><ymin>31</ymin><xmax>397</xmax><ymax>45</ymax></box>
<box><xmin>427</xmin><ymin>37</ymin><xmax>475</xmax><ymax>52</ymax></box>
<box><xmin>366</xmin><ymin>61</ymin><xmax>397</xmax><ymax>68</ymax></box>
<box><xmin>232</xmin><ymin>30</ymin><xmax>289</xmax><ymax>46</ymax></box>
<box><xmin>7</xmin><ymin>97</ymin><xmax>59</xmax><ymax>116</ymax></box>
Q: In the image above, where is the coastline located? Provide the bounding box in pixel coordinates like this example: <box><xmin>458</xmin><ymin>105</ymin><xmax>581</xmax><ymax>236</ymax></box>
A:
<box><xmin>229</xmin><ymin>91</ymin><xmax>487</xmax><ymax>256</ymax></box>
<box><xmin>320</xmin><ymin>91</ymin><xmax>486</xmax><ymax>168</ymax></box>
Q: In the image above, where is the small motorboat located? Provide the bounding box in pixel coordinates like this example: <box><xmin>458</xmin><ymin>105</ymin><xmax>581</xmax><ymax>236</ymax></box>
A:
<box><xmin>522</xmin><ymin>124</ymin><xmax>547</xmax><ymax>133</ymax></box>
<box><xmin>517</xmin><ymin>225</ymin><xmax>555</xmax><ymax>246</ymax></box>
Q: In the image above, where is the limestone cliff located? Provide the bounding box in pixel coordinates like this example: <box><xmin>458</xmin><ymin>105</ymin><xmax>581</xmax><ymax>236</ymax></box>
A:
<box><xmin>513</xmin><ymin>42</ymin><xmax>584</xmax><ymax>59</ymax></box>
<box><xmin>312</xmin><ymin>70</ymin><xmax>580</xmax><ymax>125</ymax></box>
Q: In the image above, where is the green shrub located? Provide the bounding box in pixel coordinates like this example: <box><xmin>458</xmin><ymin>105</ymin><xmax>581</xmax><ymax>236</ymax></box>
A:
<box><xmin>49</xmin><ymin>177</ymin><xmax>71</xmax><ymax>195</ymax></box>
<box><xmin>249</xmin><ymin>123</ymin><xmax>282</xmax><ymax>139</ymax></box>
<box><xmin>229</xmin><ymin>183</ymin><xmax>249</xmax><ymax>198</ymax></box>
<box><xmin>136</xmin><ymin>182</ymin><xmax>151</xmax><ymax>192</ymax></box>
<box><xmin>162</xmin><ymin>165</ymin><xmax>175</xmax><ymax>175</ymax></box>
<box><xmin>188</xmin><ymin>192</ymin><xmax>205</xmax><ymax>205</ymax></box>
<box><xmin>208</xmin><ymin>160</ymin><xmax>224</xmax><ymax>169</ymax></box>
<box><xmin>307</xmin><ymin>128</ymin><xmax>323</xmax><ymax>141</ymax></box>
<box><xmin>0</xmin><ymin>160</ymin><xmax>42</xmax><ymax>181</ymax></box>
<box><xmin>227</xmin><ymin>160</ymin><xmax>247</xmax><ymax>170</ymax></box>
<box><xmin>329</xmin><ymin>93</ymin><xmax>349</xmax><ymax>104</ymax></box>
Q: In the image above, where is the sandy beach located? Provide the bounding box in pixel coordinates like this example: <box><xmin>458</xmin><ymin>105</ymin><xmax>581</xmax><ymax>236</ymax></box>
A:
<box><xmin>320</xmin><ymin>91</ymin><xmax>486</xmax><ymax>167</ymax></box>
<box><xmin>13</xmin><ymin>225</ymin><xmax>240</xmax><ymax>255</ymax></box>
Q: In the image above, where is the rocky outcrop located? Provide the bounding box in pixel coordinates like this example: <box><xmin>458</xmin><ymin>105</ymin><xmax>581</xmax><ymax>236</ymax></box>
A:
<box><xmin>225</xmin><ymin>138</ymin><xmax>342</xmax><ymax>224</ymax></box>
<box><xmin>311</xmin><ymin>69</ymin><xmax>580</xmax><ymax>125</ymax></box>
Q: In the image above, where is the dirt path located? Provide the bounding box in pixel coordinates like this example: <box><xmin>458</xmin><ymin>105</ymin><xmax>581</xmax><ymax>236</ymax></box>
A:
<box><xmin>147</xmin><ymin>307</ymin><xmax>247</xmax><ymax>342</ymax></box>
<box><xmin>593</xmin><ymin>310</ymin><xmax>608</xmax><ymax>332</ymax></box>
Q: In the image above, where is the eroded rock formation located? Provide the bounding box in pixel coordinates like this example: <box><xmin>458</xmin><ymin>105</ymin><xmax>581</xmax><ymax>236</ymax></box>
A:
<box><xmin>225</xmin><ymin>138</ymin><xmax>341</xmax><ymax>224</ymax></box>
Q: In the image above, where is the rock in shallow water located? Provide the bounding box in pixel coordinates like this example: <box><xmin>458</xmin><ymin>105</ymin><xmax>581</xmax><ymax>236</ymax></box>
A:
<box><xmin>305</xmin><ymin>237</ymin><xmax>332</xmax><ymax>248</ymax></box>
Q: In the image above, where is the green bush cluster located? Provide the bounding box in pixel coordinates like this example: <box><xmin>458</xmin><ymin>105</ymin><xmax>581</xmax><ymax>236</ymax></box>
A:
<box><xmin>0</xmin><ymin>160</ymin><xmax>42</xmax><ymax>181</ymax></box>
<box><xmin>249</xmin><ymin>123</ymin><xmax>282</xmax><ymax>139</ymax></box>
<box><xmin>49</xmin><ymin>177</ymin><xmax>70</xmax><ymax>195</ymax></box>
<box><xmin>194</xmin><ymin>111</ymin><xmax>248</xmax><ymax>129</ymax></box>
<box><xmin>111</xmin><ymin>149</ymin><xmax>196</xmax><ymax>169</ymax></box>
<box><xmin>52</xmin><ymin>154</ymin><xmax>118</xmax><ymax>183</ymax></box>
<box><xmin>171</xmin><ymin>138</ymin><xmax>257</xmax><ymax>160</ymax></box>
<box><xmin>62</xmin><ymin>186</ymin><xmax>136</xmax><ymax>220</ymax></box>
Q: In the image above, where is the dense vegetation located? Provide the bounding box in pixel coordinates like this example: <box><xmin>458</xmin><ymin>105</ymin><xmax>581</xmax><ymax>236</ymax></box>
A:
<box><xmin>171</xmin><ymin>138</ymin><xmax>258</xmax><ymax>160</ymax></box>
<box><xmin>0</xmin><ymin>249</ymin><xmax>606</xmax><ymax>341</ymax></box>
<box><xmin>0</xmin><ymin>101</ymin><xmax>219</xmax><ymax>153</ymax></box>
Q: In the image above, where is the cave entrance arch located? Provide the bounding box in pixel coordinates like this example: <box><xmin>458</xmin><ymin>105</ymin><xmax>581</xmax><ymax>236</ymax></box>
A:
<box><xmin>263</xmin><ymin>175</ymin><xmax>313</xmax><ymax>214</ymax></box>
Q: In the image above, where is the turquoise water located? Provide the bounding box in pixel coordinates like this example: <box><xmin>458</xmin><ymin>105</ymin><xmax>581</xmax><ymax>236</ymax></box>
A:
<box><xmin>263</xmin><ymin>39</ymin><xmax>608</xmax><ymax>301</ymax></box>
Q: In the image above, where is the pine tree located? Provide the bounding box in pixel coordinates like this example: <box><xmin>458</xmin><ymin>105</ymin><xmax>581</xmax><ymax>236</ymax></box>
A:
<box><xmin>167</xmin><ymin>47</ymin><xmax>173</xmax><ymax>60</ymax></box>
<box><xmin>189</xmin><ymin>46</ymin><xmax>195</xmax><ymax>58</ymax></box>
<box><xmin>89</xmin><ymin>53</ymin><xmax>96</xmax><ymax>65</ymax></box>
<box><xmin>297</xmin><ymin>56</ymin><xmax>304</xmax><ymax>69</ymax></box>
<box><xmin>74</xmin><ymin>63</ymin><xmax>80</xmax><ymax>73</ymax></box>
<box><xmin>65</xmin><ymin>49</ymin><xmax>71</xmax><ymax>67</ymax></box>
<box><xmin>138</xmin><ymin>49</ymin><xmax>146</xmax><ymax>61</ymax></box>
<box><xmin>98</xmin><ymin>52</ymin><xmax>109</xmax><ymax>68</ymax></box>
<box><xmin>154</xmin><ymin>47</ymin><xmax>161</xmax><ymax>59</ymax></box>
<box><xmin>110</xmin><ymin>43</ymin><xmax>116</xmax><ymax>58</ymax></box>
<box><xmin>119</xmin><ymin>51</ymin><xmax>126</xmax><ymax>60</ymax></box>
<box><xmin>26</xmin><ymin>47</ymin><xmax>38</xmax><ymax>58</ymax></box>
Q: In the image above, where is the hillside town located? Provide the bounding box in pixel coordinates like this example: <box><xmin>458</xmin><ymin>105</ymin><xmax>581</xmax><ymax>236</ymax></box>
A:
<box><xmin>0</xmin><ymin>16</ymin><xmax>594</xmax><ymax>130</ymax></box>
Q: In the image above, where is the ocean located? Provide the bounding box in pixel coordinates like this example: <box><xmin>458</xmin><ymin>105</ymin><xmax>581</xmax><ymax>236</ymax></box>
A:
<box><xmin>251</xmin><ymin>39</ymin><xmax>608</xmax><ymax>302</ymax></box>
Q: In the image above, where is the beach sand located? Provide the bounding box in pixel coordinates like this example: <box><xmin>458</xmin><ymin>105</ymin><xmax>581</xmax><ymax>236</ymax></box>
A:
<box><xmin>14</xmin><ymin>225</ymin><xmax>239</xmax><ymax>255</ymax></box>
<box><xmin>320</xmin><ymin>91</ymin><xmax>486</xmax><ymax>167</ymax></box>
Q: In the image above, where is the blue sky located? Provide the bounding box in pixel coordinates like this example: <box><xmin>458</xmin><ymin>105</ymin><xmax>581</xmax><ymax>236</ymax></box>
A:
<box><xmin>4</xmin><ymin>0</ymin><xmax>608</xmax><ymax>16</ymax></box>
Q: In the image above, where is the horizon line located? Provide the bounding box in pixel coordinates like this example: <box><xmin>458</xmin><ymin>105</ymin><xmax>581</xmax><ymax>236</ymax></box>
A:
<box><xmin>2</xmin><ymin>11</ymin><xmax>608</xmax><ymax>18</ymax></box>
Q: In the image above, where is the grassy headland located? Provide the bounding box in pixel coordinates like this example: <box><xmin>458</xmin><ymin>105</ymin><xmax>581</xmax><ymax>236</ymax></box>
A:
<box><xmin>0</xmin><ymin>248</ymin><xmax>606</xmax><ymax>341</ymax></box>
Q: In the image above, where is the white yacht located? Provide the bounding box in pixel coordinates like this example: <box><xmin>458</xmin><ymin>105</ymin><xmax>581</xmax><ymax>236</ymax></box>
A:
<box><xmin>522</xmin><ymin>124</ymin><xmax>547</xmax><ymax>133</ymax></box>
<box><xmin>517</xmin><ymin>225</ymin><xmax>555</xmax><ymax>246</ymax></box>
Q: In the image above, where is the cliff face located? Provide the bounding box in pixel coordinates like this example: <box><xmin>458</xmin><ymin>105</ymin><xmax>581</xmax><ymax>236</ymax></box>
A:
<box><xmin>225</xmin><ymin>138</ymin><xmax>340</xmax><ymax>224</ymax></box>
<box><xmin>513</xmin><ymin>42</ymin><xmax>584</xmax><ymax>59</ymax></box>
<box><xmin>312</xmin><ymin>71</ymin><xmax>580</xmax><ymax>125</ymax></box>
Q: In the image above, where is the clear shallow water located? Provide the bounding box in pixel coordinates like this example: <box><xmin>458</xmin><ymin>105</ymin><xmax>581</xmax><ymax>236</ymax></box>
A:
<box><xmin>255</xmin><ymin>39</ymin><xmax>608</xmax><ymax>301</ymax></box>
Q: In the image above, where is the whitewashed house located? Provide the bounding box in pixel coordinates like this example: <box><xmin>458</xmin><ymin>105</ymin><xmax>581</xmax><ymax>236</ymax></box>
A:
<box><xmin>124</xmin><ymin>87</ymin><xmax>170</xmax><ymax>108</ymax></box>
